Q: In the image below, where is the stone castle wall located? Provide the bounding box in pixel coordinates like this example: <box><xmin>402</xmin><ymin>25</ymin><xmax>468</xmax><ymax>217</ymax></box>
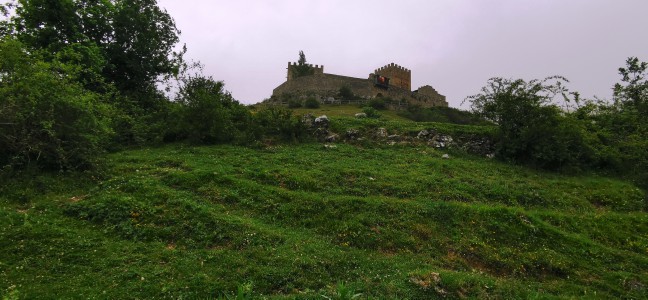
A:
<box><xmin>271</xmin><ymin>62</ymin><xmax>448</xmax><ymax>108</ymax></box>
<box><xmin>374</xmin><ymin>63</ymin><xmax>411</xmax><ymax>91</ymax></box>
<box><xmin>287</xmin><ymin>62</ymin><xmax>324</xmax><ymax>81</ymax></box>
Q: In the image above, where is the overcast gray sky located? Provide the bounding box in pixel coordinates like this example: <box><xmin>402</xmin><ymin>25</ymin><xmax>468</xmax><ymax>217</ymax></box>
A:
<box><xmin>157</xmin><ymin>0</ymin><xmax>648</xmax><ymax>108</ymax></box>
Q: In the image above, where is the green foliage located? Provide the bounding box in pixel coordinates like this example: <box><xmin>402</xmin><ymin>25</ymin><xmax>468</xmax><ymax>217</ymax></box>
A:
<box><xmin>322</xmin><ymin>283</ymin><xmax>363</xmax><ymax>300</ymax></box>
<box><xmin>0</xmin><ymin>38</ymin><xmax>112</xmax><ymax>170</ymax></box>
<box><xmin>465</xmin><ymin>76</ymin><xmax>590</xmax><ymax>170</ymax></box>
<box><xmin>252</xmin><ymin>106</ymin><xmax>308</xmax><ymax>142</ymax></box>
<box><xmin>398</xmin><ymin>105</ymin><xmax>488</xmax><ymax>125</ymax></box>
<box><xmin>291</xmin><ymin>50</ymin><xmax>314</xmax><ymax>78</ymax></box>
<box><xmin>2</xmin><ymin>144</ymin><xmax>646</xmax><ymax>298</ymax></box>
<box><xmin>175</xmin><ymin>76</ymin><xmax>251</xmax><ymax>144</ymax></box>
<box><xmin>614</xmin><ymin>56</ymin><xmax>648</xmax><ymax>115</ymax></box>
<box><xmin>362</xmin><ymin>107</ymin><xmax>381</xmax><ymax>119</ymax></box>
<box><xmin>287</xmin><ymin>99</ymin><xmax>302</xmax><ymax>109</ymax></box>
<box><xmin>303</xmin><ymin>97</ymin><xmax>320</xmax><ymax>109</ymax></box>
<box><xmin>338</xmin><ymin>86</ymin><xmax>355</xmax><ymax>100</ymax></box>
<box><xmin>575</xmin><ymin>57</ymin><xmax>648</xmax><ymax>187</ymax></box>
<box><xmin>106</xmin><ymin>0</ymin><xmax>184</xmax><ymax>93</ymax></box>
<box><xmin>367</xmin><ymin>98</ymin><xmax>387</xmax><ymax>110</ymax></box>
<box><xmin>6</xmin><ymin>0</ymin><xmax>185</xmax><ymax>96</ymax></box>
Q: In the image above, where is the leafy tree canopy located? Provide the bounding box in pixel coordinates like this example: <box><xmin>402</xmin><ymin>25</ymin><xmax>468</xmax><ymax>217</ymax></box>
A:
<box><xmin>614</xmin><ymin>56</ymin><xmax>648</xmax><ymax>116</ymax></box>
<box><xmin>2</xmin><ymin>0</ymin><xmax>185</xmax><ymax>96</ymax></box>
<box><xmin>292</xmin><ymin>50</ymin><xmax>314</xmax><ymax>78</ymax></box>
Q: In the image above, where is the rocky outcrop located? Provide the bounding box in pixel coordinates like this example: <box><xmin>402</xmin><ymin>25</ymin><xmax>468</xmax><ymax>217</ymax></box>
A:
<box><xmin>302</xmin><ymin>117</ymin><xmax>495</xmax><ymax>157</ymax></box>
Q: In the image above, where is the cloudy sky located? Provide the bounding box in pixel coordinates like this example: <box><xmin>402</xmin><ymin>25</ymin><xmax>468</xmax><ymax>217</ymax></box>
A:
<box><xmin>157</xmin><ymin>0</ymin><xmax>648</xmax><ymax>108</ymax></box>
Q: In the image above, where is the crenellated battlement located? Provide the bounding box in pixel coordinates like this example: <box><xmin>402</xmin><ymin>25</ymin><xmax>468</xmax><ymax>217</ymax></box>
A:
<box><xmin>374</xmin><ymin>63</ymin><xmax>411</xmax><ymax>74</ymax></box>
<box><xmin>373</xmin><ymin>62</ymin><xmax>411</xmax><ymax>90</ymax></box>
<box><xmin>287</xmin><ymin>62</ymin><xmax>324</xmax><ymax>80</ymax></box>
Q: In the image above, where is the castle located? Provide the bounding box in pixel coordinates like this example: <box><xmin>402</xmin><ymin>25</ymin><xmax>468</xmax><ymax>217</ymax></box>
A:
<box><xmin>271</xmin><ymin>60</ymin><xmax>448</xmax><ymax>108</ymax></box>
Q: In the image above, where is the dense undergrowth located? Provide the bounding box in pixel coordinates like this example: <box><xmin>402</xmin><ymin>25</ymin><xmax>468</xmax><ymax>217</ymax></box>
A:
<box><xmin>1</xmin><ymin>143</ymin><xmax>646</xmax><ymax>299</ymax></box>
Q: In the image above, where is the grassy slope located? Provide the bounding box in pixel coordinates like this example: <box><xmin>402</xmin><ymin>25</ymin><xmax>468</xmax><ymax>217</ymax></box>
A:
<box><xmin>288</xmin><ymin>104</ymin><xmax>411</xmax><ymax>122</ymax></box>
<box><xmin>1</xmin><ymin>143</ymin><xmax>647</xmax><ymax>298</ymax></box>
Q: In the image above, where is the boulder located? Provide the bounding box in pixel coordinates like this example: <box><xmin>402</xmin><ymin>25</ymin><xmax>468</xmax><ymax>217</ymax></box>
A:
<box><xmin>345</xmin><ymin>129</ymin><xmax>360</xmax><ymax>140</ymax></box>
<box><xmin>325</xmin><ymin>134</ymin><xmax>340</xmax><ymax>143</ymax></box>
<box><xmin>301</xmin><ymin>113</ymin><xmax>315</xmax><ymax>127</ymax></box>
<box><xmin>388</xmin><ymin>134</ymin><xmax>402</xmax><ymax>141</ymax></box>
<box><xmin>417</xmin><ymin>129</ymin><xmax>435</xmax><ymax>140</ymax></box>
<box><xmin>431</xmin><ymin>134</ymin><xmax>454</xmax><ymax>148</ymax></box>
<box><xmin>355</xmin><ymin>112</ymin><xmax>367</xmax><ymax>118</ymax></box>
<box><xmin>442</xmin><ymin>154</ymin><xmax>451</xmax><ymax>159</ymax></box>
<box><xmin>375</xmin><ymin>127</ymin><xmax>388</xmax><ymax>138</ymax></box>
<box><xmin>314</xmin><ymin>115</ymin><xmax>329</xmax><ymax>129</ymax></box>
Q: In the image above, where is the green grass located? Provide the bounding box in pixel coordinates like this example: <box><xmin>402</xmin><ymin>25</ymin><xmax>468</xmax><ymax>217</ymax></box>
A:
<box><xmin>290</xmin><ymin>104</ymin><xmax>411</xmax><ymax>122</ymax></box>
<box><xmin>1</xmin><ymin>143</ymin><xmax>647</xmax><ymax>299</ymax></box>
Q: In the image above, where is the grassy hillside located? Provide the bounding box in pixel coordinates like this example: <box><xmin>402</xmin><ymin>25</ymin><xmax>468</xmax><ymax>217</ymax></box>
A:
<box><xmin>1</xmin><ymin>142</ymin><xmax>647</xmax><ymax>299</ymax></box>
<box><xmin>255</xmin><ymin>104</ymin><xmax>412</xmax><ymax>122</ymax></box>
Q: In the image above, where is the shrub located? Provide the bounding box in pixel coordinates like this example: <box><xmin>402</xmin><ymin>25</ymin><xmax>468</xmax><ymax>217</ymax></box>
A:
<box><xmin>368</xmin><ymin>98</ymin><xmax>387</xmax><ymax>110</ymax></box>
<box><xmin>304</xmin><ymin>98</ymin><xmax>320</xmax><ymax>109</ymax></box>
<box><xmin>252</xmin><ymin>106</ymin><xmax>308</xmax><ymax>142</ymax></box>
<box><xmin>338</xmin><ymin>86</ymin><xmax>355</xmax><ymax>99</ymax></box>
<box><xmin>464</xmin><ymin>76</ymin><xmax>589</xmax><ymax>170</ymax></box>
<box><xmin>398</xmin><ymin>106</ymin><xmax>488</xmax><ymax>125</ymax></box>
<box><xmin>288</xmin><ymin>99</ymin><xmax>302</xmax><ymax>108</ymax></box>
<box><xmin>362</xmin><ymin>107</ymin><xmax>381</xmax><ymax>119</ymax></box>
<box><xmin>0</xmin><ymin>38</ymin><xmax>113</xmax><ymax>170</ymax></box>
<box><xmin>175</xmin><ymin>76</ymin><xmax>252</xmax><ymax>144</ymax></box>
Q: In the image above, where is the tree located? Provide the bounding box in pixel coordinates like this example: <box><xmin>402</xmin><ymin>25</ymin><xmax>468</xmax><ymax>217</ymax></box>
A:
<box><xmin>614</xmin><ymin>56</ymin><xmax>648</xmax><ymax>116</ymax></box>
<box><xmin>0</xmin><ymin>38</ymin><xmax>112</xmax><ymax>170</ymax></box>
<box><xmin>176</xmin><ymin>76</ymin><xmax>251</xmax><ymax>144</ymax></box>
<box><xmin>292</xmin><ymin>50</ymin><xmax>314</xmax><ymax>78</ymax></box>
<box><xmin>4</xmin><ymin>0</ymin><xmax>185</xmax><ymax>97</ymax></box>
<box><xmin>106</xmin><ymin>0</ymin><xmax>184</xmax><ymax>94</ymax></box>
<box><xmin>338</xmin><ymin>86</ymin><xmax>354</xmax><ymax>99</ymax></box>
<box><xmin>464</xmin><ymin>77</ymin><xmax>589</xmax><ymax>170</ymax></box>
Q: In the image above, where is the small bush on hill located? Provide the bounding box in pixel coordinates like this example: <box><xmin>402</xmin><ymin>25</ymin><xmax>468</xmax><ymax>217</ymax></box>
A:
<box><xmin>304</xmin><ymin>98</ymin><xmax>320</xmax><ymax>108</ymax></box>
<box><xmin>288</xmin><ymin>99</ymin><xmax>302</xmax><ymax>108</ymax></box>
<box><xmin>362</xmin><ymin>107</ymin><xmax>381</xmax><ymax>119</ymax></box>
<box><xmin>175</xmin><ymin>76</ymin><xmax>252</xmax><ymax>144</ymax></box>
<box><xmin>398</xmin><ymin>105</ymin><xmax>488</xmax><ymax>125</ymax></box>
<box><xmin>368</xmin><ymin>98</ymin><xmax>387</xmax><ymax>110</ymax></box>
<box><xmin>253</xmin><ymin>106</ymin><xmax>309</xmax><ymax>142</ymax></box>
<box><xmin>338</xmin><ymin>86</ymin><xmax>355</xmax><ymax>99</ymax></box>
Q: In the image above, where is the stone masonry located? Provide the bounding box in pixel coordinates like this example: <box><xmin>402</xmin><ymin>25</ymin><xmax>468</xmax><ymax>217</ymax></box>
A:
<box><xmin>271</xmin><ymin>61</ymin><xmax>448</xmax><ymax>108</ymax></box>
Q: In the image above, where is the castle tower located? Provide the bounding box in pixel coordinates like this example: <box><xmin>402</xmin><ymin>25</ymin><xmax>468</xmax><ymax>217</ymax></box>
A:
<box><xmin>287</xmin><ymin>62</ymin><xmax>324</xmax><ymax>81</ymax></box>
<box><xmin>373</xmin><ymin>63</ymin><xmax>411</xmax><ymax>91</ymax></box>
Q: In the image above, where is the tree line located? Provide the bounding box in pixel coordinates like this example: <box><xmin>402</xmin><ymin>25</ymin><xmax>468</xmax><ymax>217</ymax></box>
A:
<box><xmin>0</xmin><ymin>0</ymin><xmax>306</xmax><ymax>171</ymax></box>
<box><xmin>464</xmin><ymin>61</ymin><xmax>648</xmax><ymax>188</ymax></box>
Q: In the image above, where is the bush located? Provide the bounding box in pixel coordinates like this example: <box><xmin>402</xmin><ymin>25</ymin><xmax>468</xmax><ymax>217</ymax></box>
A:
<box><xmin>288</xmin><ymin>99</ymin><xmax>302</xmax><ymax>109</ymax></box>
<box><xmin>304</xmin><ymin>98</ymin><xmax>320</xmax><ymax>109</ymax></box>
<box><xmin>368</xmin><ymin>98</ymin><xmax>387</xmax><ymax>110</ymax></box>
<box><xmin>0</xmin><ymin>39</ymin><xmax>113</xmax><ymax>170</ymax></box>
<box><xmin>362</xmin><ymin>107</ymin><xmax>381</xmax><ymax>119</ymax></box>
<box><xmin>465</xmin><ymin>77</ymin><xmax>589</xmax><ymax>170</ymax></box>
<box><xmin>252</xmin><ymin>106</ymin><xmax>308</xmax><ymax>142</ymax></box>
<box><xmin>175</xmin><ymin>76</ymin><xmax>252</xmax><ymax>144</ymax></box>
<box><xmin>338</xmin><ymin>86</ymin><xmax>355</xmax><ymax>99</ymax></box>
<box><xmin>398</xmin><ymin>106</ymin><xmax>488</xmax><ymax>125</ymax></box>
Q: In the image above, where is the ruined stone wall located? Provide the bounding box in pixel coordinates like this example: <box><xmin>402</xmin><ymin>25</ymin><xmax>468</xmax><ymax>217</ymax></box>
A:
<box><xmin>273</xmin><ymin>73</ymin><xmax>373</xmax><ymax>99</ymax></box>
<box><xmin>272</xmin><ymin>74</ymin><xmax>447</xmax><ymax>108</ymax></box>
<box><xmin>412</xmin><ymin>85</ymin><xmax>448</xmax><ymax>107</ymax></box>
<box><xmin>272</xmin><ymin>61</ymin><xmax>447</xmax><ymax>108</ymax></box>
<box><xmin>374</xmin><ymin>63</ymin><xmax>411</xmax><ymax>90</ymax></box>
